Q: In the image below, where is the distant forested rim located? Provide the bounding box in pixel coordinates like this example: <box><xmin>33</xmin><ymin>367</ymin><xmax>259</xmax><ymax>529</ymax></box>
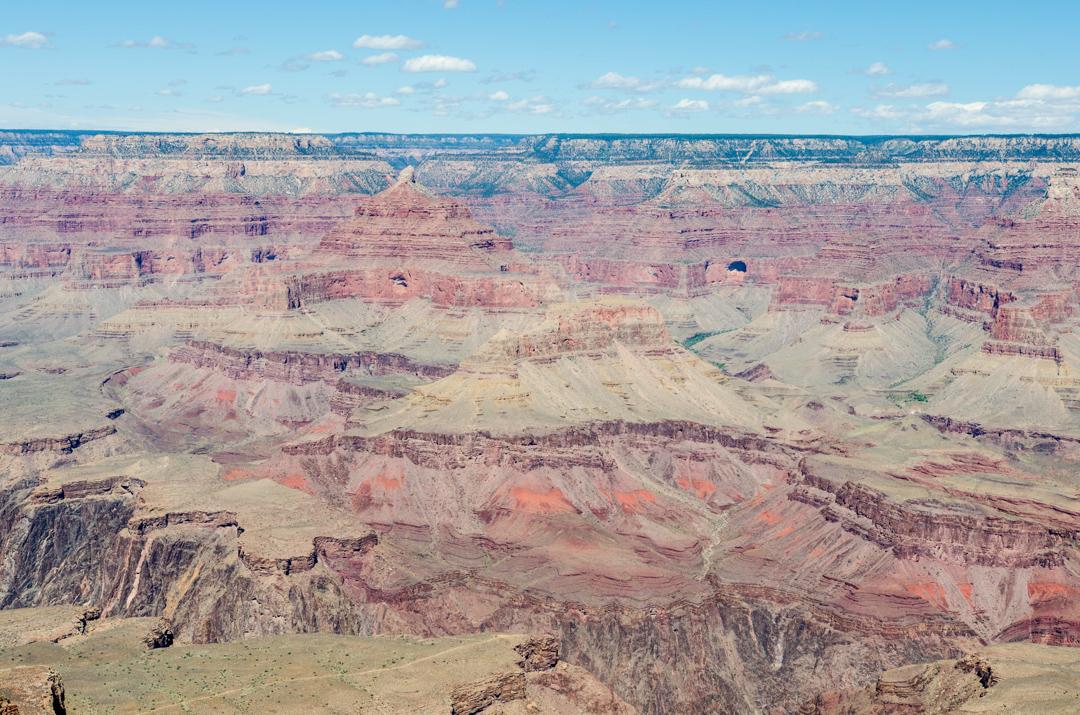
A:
<box><xmin>3</xmin><ymin>130</ymin><xmax>1080</xmax><ymax>164</ymax></box>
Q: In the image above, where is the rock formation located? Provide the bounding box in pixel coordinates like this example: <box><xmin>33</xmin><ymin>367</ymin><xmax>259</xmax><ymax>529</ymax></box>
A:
<box><xmin>0</xmin><ymin>668</ymin><xmax>65</xmax><ymax>715</ymax></box>
<box><xmin>2</xmin><ymin>132</ymin><xmax>1080</xmax><ymax>713</ymax></box>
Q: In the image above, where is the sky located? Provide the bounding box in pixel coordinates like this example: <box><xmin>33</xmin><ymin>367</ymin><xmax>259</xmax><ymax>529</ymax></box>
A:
<box><xmin>2</xmin><ymin>0</ymin><xmax>1080</xmax><ymax>135</ymax></box>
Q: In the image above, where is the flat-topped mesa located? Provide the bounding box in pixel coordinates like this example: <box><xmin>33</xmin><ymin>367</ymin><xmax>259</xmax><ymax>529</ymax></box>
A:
<box><xmin>481</xmin><ymin>300</ymin><xmax>673</xmax><ymax>363</ymax></box>
<box><xmin>317</xmin><ymin>168</ymin><xmax>512</xmax><ymax>265</ymax></box>
<box><xmin>768</xmin><ymin>274</ymin><xmax>932</xmax><ymax>316</ymax></box>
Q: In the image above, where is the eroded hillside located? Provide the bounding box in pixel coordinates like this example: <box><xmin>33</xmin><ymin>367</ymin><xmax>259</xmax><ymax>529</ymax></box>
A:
<box><xmin>2</xmin><ymin>132</ymin><xmax>1080</xmax><ymax>713</ymax></box>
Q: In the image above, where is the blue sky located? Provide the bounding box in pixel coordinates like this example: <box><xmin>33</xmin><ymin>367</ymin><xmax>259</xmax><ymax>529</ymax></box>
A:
<box><xmin>2</xmin><ymin>0</ymin><xmax>1079</xmax><ymax>134</ymax></box>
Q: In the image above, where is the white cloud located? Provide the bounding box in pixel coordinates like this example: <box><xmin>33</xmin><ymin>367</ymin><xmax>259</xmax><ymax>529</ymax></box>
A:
<box><xmin>1018</xmin><ymin>84</ymin><xmax>1080</xmax><ymax>100</ymax></box>
<box><xmin>677</xmin><ymin>73</ymin><xmax>771</xmax><ymax>92</ymax></box>
<box><xmin>734</xmin><ymin>95</ymin><xmax>762</xmax><ymax>108</ymax></box>
<box><xmin>120</xmin><ymin>35</ymin><xmax>189</xmax><ymax>50</ymax></box>
<box><xmin>853</xmin><ymin>103</ymin><xmax>907</xmax><ymax>121</ymax></box>
<box><xmin>308</xmin><ymin>50</ymin><xmax>343</xmax><ymax>62</ymax></box>
<box><xmin>362</xmin><ymin>52</ymin><xmax>399</xmax><ymax>65</ymax></box>
<box><xmin>290</xmin><ymin>127</ymin><xmax>313</xmax><ymax>133</ymax></box>
<box><xmin>488</xmin><ymin>90</ymin><xmax>510</xmax><ymax>101</ymax></box>
<box><xmin>1</xmin><ymin>31</ymin><xmax>47</xmax><ymax>48</ymax></box>
<box><xmin>240</xmin><ymin>83</ymin><xmax>273</xmax><ymax>95</ymax></box>
<box><xmin>329</xmin><ymin>91</ymin><xmax>400</xmax><ymax>108</ymax></box>
<box><xmin>924</xmin><ymin>101</ymin><xmax>994</xmax><ymax>125</ymax></box>
<box><xmin>434</xmin><ymin>78</ymin><xmax>448</xmax><ymax>88</ymax></box>
<box><xmin>397</xmin><ymin>85</ymin><xmax>416</xmax><ymax>94</ymax></box>
<box><xmin>797</xmin><ymin>100</ymin><xmax>835</xmax><ymax>114</ymax></box>
<box><xmin>589</xmin><ymin>71</ymin><xmax>663</xmax><ymax>92</ymax></box>
<box><xmin>670</xmin><ymin>98</ymin><xmax>709</xmax><ymax>112</ymax></box>
<box><xmin>584</xmin><ymin>96</ymin><xmax>658</xmax><ymax>113</ymax></box>
<box><xmin>402</xmin><ymin>54</ymin><xmax>476</xmax><ymax>72</ymax></box>
<box><xmin>865</xmin><ymin>62</ymin><xmax>891</xmax><ymax>76</ymax></box>
<box><xmin>676</xmin><ymin>74</ymin><xmax>817</xmax><ymax>96</ymax></box>
<box><xmin>353</xmin><ymin>34</ymin><xmax>423</xmax><ymax>50</ymax></box>
<box><xmin>502</xmin><ymin>95</ymin><xmax>555</xmax><ymax>114</ymax></box>
<box><xmin>853</xmin><ymin>83</ymin><xmax>1080</xmax><ymax>131</ymax></box>
<box><xmin>876</xmin><ymin>82</ymin><xmax>949</xmax><ymax>98</ymax></box>
<box><xmin>759</xmin><ymin>79</ymin><xmax>818</xmax><ymax>94</ymax></box>
<box><xmin>928</xmin><ymin>38</ymin><xmax>955</xmax><ymax>50</ymax></box>
<box><xmin>784</xmin><ymin>31</ymin><xmax>823</xmax><ymax>41</ymax></box>
<box><xmin>444</xmin><ymin>0</ymin><xmax>460</xmax><ymax>7</ymax></box>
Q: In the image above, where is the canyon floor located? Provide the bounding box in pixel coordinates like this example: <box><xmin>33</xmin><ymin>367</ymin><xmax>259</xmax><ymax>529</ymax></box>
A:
<box><xmin>2</xmin><ymin>132</ymin><xmax>1080</xmax><ymax>713</ymax></box>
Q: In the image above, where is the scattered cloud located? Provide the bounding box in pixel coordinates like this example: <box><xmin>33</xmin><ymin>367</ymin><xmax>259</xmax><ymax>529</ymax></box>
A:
<box><xmin>402</xmin><ymin>54</ymin><xmax>476</xmax><ymax>72</ymax></box>
<box><xmin>583</xmin><ymin>96</ymin><xmax>658</xmax><ymax>113</ymax></box>
<box><xmin>853</xmin><ymin>104</ymin><xmax>907</xmax><ymax>121</ymax></box>
<box><xmin>865</xmin><ymin>62</ymin><xmax>891</xmax><ymax>76</ymax></box>
<box><xmin>758</xmin><ymin>79</ymin><xmax>818</xmax><ymax>94</ymax></box>
<box><xmin>353</xmin><ymin>34</ymin><xmax>424</xmax><ymax>50</ymax></box>
<box><xmin>784</xmin><ymin>31</ymin><xmax>823</xmax><ymax>41</ymax></box>
<box><xmin>217</xmin><ymin>47</ymin><xmax>249</xmax><ymax>56</ymax></box>
<box><xmin>928</xmin><ymin>38</ymin><xmax>955</xmax><ymax>50</ymax></box>
<box><xmin>397</xmin><ymin>81</ymin><xmax>451</xmax><ymax>95</ymax></box>
<box><xmin>734</xmin><ymin>95</ymin><xmax>763</xmax><ymax>108</ymax></box>
<box><xmin>279</xmin><ymin>59</ymin><xmax>310</xmax><ymax>72</ymax></box>
<box><xmin>444</xmin><ymin>0</ymin><xmax>460</xmax><ymax>7</ymax></box>
<box><xmin>291</xmin><ymin>127</ymin><xmax>314</xmax><ymax>133</ymax></box>
<box><xmin>481</xmin><ymin>70</ymin><xmax>536</xmax><ymax>84</ymax></box>
<box><xmin>362</xmin><ymin>52</ymin><xmax>399</xmax><ymax>66</ymax></box>
<box><xmin>120</xmin><ymin>35</ymin><xmax>179</xmax><ymax>49</ymax></box>
<box><xmin>55</xmin><ymin>78</ymin><xmax>91</xmax><ymax>86</ymax></box>
<box><xmin>875</xmin><ymin>82</ymin><xmax>949</xmax><ymax>98</ymax></box>
<box><xmin>504</xmin><ymin>95</ymin><xmax>554</xmax><ymax>114</ymax></box>
<box><xmin>676</xmin><ymin>73</ymin><xmax>817</xmax><ymax>96</ymax></box>
<box><xmin>589</xmin><ymin>71</ymin><xmax>664</xmax><ymax>92</ymax></box>
<box><xmin>854</xmin><ymin>83</ymin><xmax>1080</xmax><ymax>130</ymax></box>
<box><xmin>1018</xmin><ymin>84</ymin><xmax>1080</xmax><ymax>100</ymax></box>
<box><xmin>926</xmin><ymin>97</ymin><xmax>1080</xmax><ymax>128</ymax></box>
<box><xmin>329</xmin><ymin>91</ymin><xmax>400</xmax><ymax>108</ymax></box>
<box><xmin>488</xmin><ymin>90</ymin><xmax>510</xmax><ymax>101</ymax></box>
<box><xmin>308</xmin><ymin>50</ymin><xmax>343</xmax><ymax>62</ymax></box>
<box><xmin>670</xmin><ymin>98</ymin><xmax>709</xmax><ymax>112</ymax></box>
<box><xmin>677</xmin><ymin>73</ymin><xmax>771</xmax><ymax>92</ymax></box>
<box><xmin>797</xmin><ymin>100</ymin><xmax>835</xmax><ymax>114</ymax></box>
<box><xmin>1</xmin><ymin>31</ymin><xmax>48</xmax><ymax>49</ymax></box>
<box><xmin>240</xmin><ymin>83</ymin><xmax>273</xmax><ymax>95</ymax></box>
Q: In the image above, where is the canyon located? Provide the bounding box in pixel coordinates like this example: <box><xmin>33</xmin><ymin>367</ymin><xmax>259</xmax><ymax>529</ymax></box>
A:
<box><xmin>2</xmin><ymin>131</ymin><xmax>1080</xmax><ymax>713</ymax></box>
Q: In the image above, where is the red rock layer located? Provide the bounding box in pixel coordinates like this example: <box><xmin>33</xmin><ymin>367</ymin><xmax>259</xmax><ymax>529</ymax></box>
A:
<box><xmin>317</xmin><ymin>178</ymin><xmax>511</xmax><ymax>265</ymax></box>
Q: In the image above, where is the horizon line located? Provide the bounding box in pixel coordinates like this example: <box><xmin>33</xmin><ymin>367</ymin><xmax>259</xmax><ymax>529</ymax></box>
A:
<box><xmin>4</xmin><ymin>128</ymin><xmax>1080</xmax><ymax>140</ymax></box>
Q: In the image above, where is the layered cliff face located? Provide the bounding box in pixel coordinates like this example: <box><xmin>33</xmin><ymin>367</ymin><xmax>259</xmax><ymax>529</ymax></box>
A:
<box><xmin>2</xmin><ymin>132</ymin><xmax>1080</xmax><ymax>713</ymax></box>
